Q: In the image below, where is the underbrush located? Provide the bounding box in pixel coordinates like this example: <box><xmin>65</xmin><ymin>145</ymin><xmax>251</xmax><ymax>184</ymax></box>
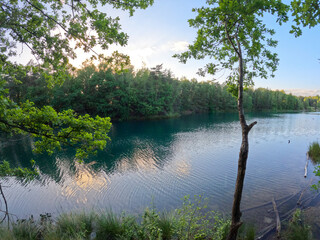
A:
<box><xmin>0</xmin><ymin>196</ymin><xmax>233</xmax><ymax>240</ymax></box>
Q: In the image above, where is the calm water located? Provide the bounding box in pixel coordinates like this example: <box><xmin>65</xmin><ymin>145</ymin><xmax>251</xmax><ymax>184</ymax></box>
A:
<box><xmin>1</xmin><ymin>112</ymin><xmax>320</xmax><ymax>219</ymax></box>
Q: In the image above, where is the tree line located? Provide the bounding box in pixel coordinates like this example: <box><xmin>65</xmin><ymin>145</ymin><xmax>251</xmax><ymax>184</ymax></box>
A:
<box><xmin>6</xmin><ymin>58</ymin><xmax>318</xmax><ymax>122</ymax></box>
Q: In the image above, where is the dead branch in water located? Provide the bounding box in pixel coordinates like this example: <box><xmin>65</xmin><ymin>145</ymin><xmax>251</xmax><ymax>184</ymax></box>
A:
<box><xmin>257</xmin><ymin>180</ymin><xmax>318</xmax><ymax>239</ymax></box>
<box><xmin>272</xmin><ymin>198</ymin><xmax>281</xmax><ymax>238</ymax></box>
<box><xmin>243</xmin><ymin>194</ymin><xmax>294</xmax><ymax>213</ymax></box>
<box><xmin>297</xmin><ymin>178</ymin><xmax>313</xmax><ymax>206</ymax></box>
<box><xmin>267</xmin><ymin>192</ymin><xmax>298</xmax><ymax>213</ymax></box>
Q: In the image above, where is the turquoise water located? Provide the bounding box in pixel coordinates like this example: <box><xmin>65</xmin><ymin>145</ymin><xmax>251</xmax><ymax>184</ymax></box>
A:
<box><xmin>1</xmin><ymin>112</ymin><xmax>319</xmax><ymax>219</ymax></box>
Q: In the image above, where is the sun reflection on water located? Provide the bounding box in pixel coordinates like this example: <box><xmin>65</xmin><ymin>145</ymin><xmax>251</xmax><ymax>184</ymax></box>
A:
<box><xmin>56</xmin><ymin>158</ymin><xmax>108</xmax><ymax>203</ymax></box>
<box><xmin>116</xmin><ymin>146</ymin><xmax>159</xmax><ymax>172</ymax></box>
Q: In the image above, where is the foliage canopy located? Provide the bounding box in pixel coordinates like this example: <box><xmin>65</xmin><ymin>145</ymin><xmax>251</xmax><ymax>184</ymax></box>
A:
<box><xmin>0</xmin><ymin>0</ymin><xmax>153</xmax><ymax>161</ymax></box>
<box><xmin>0</xmin><ymin>0</ymin><xmax>153</xmax><ymax>84</ymax></box>
<box><xmin>290</xmin><ymin>0</ymin><xmax>320</xmax><ymax>36</ymax></box>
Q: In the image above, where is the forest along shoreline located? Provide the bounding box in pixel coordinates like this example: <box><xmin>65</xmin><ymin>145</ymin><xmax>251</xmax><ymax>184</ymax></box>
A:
<box><xmin>7</xmin><ymin>64</ymin><xmax>320</xmax><ymax>123</ymax></box>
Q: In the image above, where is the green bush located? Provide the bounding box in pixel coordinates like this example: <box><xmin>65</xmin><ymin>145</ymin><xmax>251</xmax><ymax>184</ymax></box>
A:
<box><xmin>175</xmin><ymin>195</ymin><xmax>230</xmax><ymax>240</ymax></box>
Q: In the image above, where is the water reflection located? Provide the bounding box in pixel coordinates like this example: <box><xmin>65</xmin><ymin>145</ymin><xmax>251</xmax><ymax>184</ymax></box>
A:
<box><xmin>1</xmin><ymin>112</ymin><xmax>320</xmax><ymax>218</ymax></box>
<box><xmin>172</xmin><ymin>158</ymin><xmax>191</xmax><ymax>177</ymax></box>
<box><xmin>56</xmin><ymin>159</ymin><xmax>108</xmax><ymax>204</ymax></box>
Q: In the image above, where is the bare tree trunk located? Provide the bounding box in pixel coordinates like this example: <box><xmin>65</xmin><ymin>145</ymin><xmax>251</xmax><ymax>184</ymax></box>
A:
<box><xmin>226</xmin><ymin>39</ymin><xmax>257</xmax><ymax>240</ymax></box>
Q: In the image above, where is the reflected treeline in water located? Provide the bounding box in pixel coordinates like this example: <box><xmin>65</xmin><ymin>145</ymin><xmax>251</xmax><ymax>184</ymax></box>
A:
<box><xmin>0</xmin><ymin>113</ymin><xmax>241</xmax><ymax>184</ymax></box>
<box><xmin>0</xmin><ymin>112</ymin><xmax>283</xmax><ymax>189</ymax></box>
<box><xmin>0</xmin><ymin>134</ymin><xmax>34</xmax><ymax>164</ymax></box>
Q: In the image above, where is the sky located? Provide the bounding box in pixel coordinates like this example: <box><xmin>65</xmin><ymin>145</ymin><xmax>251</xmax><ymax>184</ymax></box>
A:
<box><xmin>12</xmin><ymin>0</ymin><xmax>320</xmax><ymax>96</ymax></box>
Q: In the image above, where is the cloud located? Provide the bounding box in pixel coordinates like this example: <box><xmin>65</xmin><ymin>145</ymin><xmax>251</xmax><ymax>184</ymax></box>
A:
<box><xmin>284</xmin><ymin>89</ymin><xmax>320</xmax><ymax>97</ymax></box>
<box><xmin>169</xmin><ymin>41</ymin><xmax>189</xmax><ymax>52</ymax></box>
<box><xmin>105</xmin><ymin>40</ymin><xmax>190</xmax><ymax>69</ymax></box>
<box><xmin>69</xmin><ymin>40</ymin><xmax>191</xmax><ymax>72</ymax></box>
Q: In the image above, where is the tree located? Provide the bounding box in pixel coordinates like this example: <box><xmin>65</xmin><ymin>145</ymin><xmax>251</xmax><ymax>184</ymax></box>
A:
<box><xmin>175</xmin><ymin>1</ymin><xmax>288</xmax><ymax>239</ymax></box>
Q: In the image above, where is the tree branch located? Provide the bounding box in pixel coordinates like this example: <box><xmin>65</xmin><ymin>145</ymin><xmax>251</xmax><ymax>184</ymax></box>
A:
<box><xmin>248</xmin><ymin>121</ymin><xmax>257</xmax><ymax>131</ymax></box>
<box><xmin>224</xmin><ymin>21</ymin><xmax>240</xmax><ymax>57</ymax></box>
<box><xmin>9</xmin><ymin>28</ymin><xmax>38</xmax><ymax>58</ymax></box>
<box><xmin>23</xmin><ymin>0</ymin><xmax>102</xmax><ymax>59</ymax></box>
<box><xmin>227</xmin><ymin>17</ymin><xmax>243</xmax><ymax>34</ymax></box>
<box><xmin>0</xmin><ymin>118</ymin><xmax>71</xmax><ymax>147</ymax></box>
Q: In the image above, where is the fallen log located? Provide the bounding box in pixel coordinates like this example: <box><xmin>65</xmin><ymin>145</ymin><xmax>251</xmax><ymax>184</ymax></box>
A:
<box><xmin>267</xmin><ymin>192</ymin><xmax>298</xmax><ymax>213</ymax></box>
<box><xmin>256</xmin><ymin>223</ymin><xmax>275</xmax><ymax>240</ymax></box>
<box><xmin>297</xmin><ymin>178</ymin><xmax>313</xmax><ymax>206</ymax></box>
<box><xmin>272</xmin><ymin>198</ymin><xmax>281</xmax><ymax>238</ymax></box>
<box><xmin>242</xmin><ymin>201</ymin><xmax>272</xmax><ymax>213</ymax></box>
<box><xmin>258</xmin><ymin>193</ymin><xmax>320</xmax><ymax>239</ymax></box>
<box><xmin>243</xmin><ymin>194</ymin><xmax>294</xmax><ymax>213</ymax></box>
<box><xmin>299</xmin><ymin>192</ymin><xmax>320</xmax><ymax>208</ymax></box>
<box><xmin>256</xmin><ymin>207</ymin><xmax>298</xmax><ymax>240</ymax></box>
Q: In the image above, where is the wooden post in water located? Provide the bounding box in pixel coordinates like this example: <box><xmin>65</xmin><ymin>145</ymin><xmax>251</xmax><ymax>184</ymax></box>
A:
<box><xmin>304</xmin><ymin>153</ymin><xmax>309</xmax><ymax>178</ymax></box>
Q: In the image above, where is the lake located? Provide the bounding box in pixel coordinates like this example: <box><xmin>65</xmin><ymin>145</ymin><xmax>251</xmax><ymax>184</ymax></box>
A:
<box><xmin>1</xmin><ymin>112</ymin><xmax>319</xmax><ymax>221</ymax></box>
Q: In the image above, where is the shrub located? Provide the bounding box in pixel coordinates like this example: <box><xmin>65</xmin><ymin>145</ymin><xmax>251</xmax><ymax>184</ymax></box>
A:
<box><xmin>175</xmin><ymin>195</ymin><xmax>230</xmax><ymax>240</ymax></box>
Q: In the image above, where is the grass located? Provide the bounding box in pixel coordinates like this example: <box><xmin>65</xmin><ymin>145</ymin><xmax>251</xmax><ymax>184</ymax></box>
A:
<box><xmin>0</xmin><ymin>196</ymin><xmax>234</xmax><ymax>240</ymax></box>
<box><xmin>308</xmin><ymin>142</ymin><xmax>320</xmax><ymax>163</ymax></box>
<box><xmin>0</xmin><ymin>195</ymin><xmax>258</xmax><ymax>240</ymax></box>
<box><xmin>50</xmin><ymin>212</ymin><xmax>94</xmax><ymax>239</ymax></box>
<box><xmin>237</xmin><ymin>223</ymin><xmax>255</xmax><ymax>240</ymax></box>
<box><xmin>283</xmin><ymin>209</ymin><xmax>313</xmax><ymax>240</ymax></box>
<box><xmin>95</xmin><ymin>212</ymin><xmax>125</xmax><ymax>240</ymax></box>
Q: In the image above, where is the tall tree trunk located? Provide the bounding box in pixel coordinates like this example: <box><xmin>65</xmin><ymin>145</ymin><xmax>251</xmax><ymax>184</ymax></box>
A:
<box><xmin>226</xmin><ymin>39</ymin><xmax>257</xmax><ymax>240</ymax></box>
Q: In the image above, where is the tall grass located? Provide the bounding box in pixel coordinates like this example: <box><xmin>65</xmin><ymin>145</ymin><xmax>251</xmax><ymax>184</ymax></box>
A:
<box><xmin>0</xmin><ymin>196</ymin><xmax>241</xmax><ymax>240</ymax></box>
<box><xmin>309</xmin><ymin>141</ymin><xmax>320</xmax><ymax>191</ymax></box>
<box><xmin>308</xmin><ymin>142</ymin><xmax>320</xmax><ymax>163</ymax></box>
<box><xmin>95</xmin><ymin>212</ymin><xmax>125</xmax><ymax>240</ymax></box>
<box><xmin>48</xmin><ymin>212</ymin><xmax>94</xmax><ymax>239</ymax></box>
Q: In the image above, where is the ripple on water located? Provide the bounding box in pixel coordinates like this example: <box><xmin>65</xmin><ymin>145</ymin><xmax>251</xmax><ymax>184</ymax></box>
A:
<box><xmin>2</xmin><ymin>112</ymin><xmax>320</xmax><ymax>218</ymax></box>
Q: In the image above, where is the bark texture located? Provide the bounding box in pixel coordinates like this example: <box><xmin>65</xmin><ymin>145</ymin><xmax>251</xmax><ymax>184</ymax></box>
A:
<box><xmin>226</xmin><ymin>37</ymin><xmax>257</xmax><ymax>240</ymax></box>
